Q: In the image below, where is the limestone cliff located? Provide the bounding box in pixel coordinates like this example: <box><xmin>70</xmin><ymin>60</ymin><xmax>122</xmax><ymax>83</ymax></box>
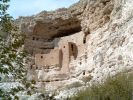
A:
<box><xmin>17</xmin><ymin>0</ymin><xmax>133</xmax><ymax>99</ymax></box>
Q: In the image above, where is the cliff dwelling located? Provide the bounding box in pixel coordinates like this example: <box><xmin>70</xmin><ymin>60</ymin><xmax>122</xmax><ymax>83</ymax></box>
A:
<box><xmin>22</xmin><ymin>12</ymin><xmax>89</xmax><ymax>82</ymax></box>
<box><xmin>14</xmin><ymin>0</ymin><xmax>133</xmax><ymax>98</ymax></box>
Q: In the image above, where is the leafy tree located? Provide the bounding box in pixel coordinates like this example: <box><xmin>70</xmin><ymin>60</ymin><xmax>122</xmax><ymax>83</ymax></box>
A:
<box><xmin>0</xmin><ymin>0</ymin><xmax>36</xmax><ymax>99</ymax></box>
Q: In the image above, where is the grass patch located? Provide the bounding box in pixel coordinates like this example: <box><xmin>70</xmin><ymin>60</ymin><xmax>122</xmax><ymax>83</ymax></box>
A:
<box><xmin>71</xmin><ymin>72</ymin><xmax>133</xmax><ymax>100</ymax></box>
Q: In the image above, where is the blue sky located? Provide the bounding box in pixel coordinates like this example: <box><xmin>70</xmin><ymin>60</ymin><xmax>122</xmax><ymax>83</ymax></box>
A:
<box><xmin>8</xmin><ymin>0</ymin><xmax>79</xmax><ymax>19</ymax></box>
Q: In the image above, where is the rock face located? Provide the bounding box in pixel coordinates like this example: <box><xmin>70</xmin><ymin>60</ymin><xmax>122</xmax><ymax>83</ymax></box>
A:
<box><xmin>17</xmin><ymin>0</ymin><xmax>133</xmax><ymax>99</ymax></box>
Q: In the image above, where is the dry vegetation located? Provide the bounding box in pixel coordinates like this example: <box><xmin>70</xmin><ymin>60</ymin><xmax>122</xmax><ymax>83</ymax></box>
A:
<box><xmin>71</xmin><ymin>72</ymin><xmax>133</xmax><ymax>100</ymax></box>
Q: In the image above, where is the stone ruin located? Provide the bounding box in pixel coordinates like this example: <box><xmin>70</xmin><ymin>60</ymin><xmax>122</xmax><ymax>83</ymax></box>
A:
<box><xmin>16</xmin><ymin>0</ymin><xmax>126</xmax><ymax>95</ymax></box>
<box><xmin>23</xmin><ymin>15</ymin><xmax>88</xmax><ymax>82</ymax></box>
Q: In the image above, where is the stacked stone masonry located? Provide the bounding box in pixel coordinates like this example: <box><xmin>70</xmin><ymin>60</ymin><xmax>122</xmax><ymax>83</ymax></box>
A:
<box><xmin>16</xmin><ymin>0</ymin><xmax>133</xmax><ymax>97</ymax></box>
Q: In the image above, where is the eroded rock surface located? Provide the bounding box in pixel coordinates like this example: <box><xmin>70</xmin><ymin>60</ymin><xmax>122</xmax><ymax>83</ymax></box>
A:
<box><xmin>17</xmin><ymin>0</ymin><xmax>133</xmax><ymax>99</ymax></box>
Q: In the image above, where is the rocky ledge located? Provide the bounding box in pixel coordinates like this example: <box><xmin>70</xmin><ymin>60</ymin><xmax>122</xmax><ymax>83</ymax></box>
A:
<box><xmin>17</xmin><ymin>0</ymin><xmax>133</xmax><ymax>99</ymax></box>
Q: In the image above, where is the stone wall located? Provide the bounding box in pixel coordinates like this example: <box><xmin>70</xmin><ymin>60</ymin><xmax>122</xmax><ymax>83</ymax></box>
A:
<box><xmin>17</xmin><ymin>0</ymin><xmax>133</xmax><ymax>98</ymax></box>
<box><xmin>58</xmin><ymin>31</ymin><xmax>87</xmax><ymax>57</ymax></box>
<box><xmin>24</xmin><ymin>36</ymin><xmax>54</xmax><ymax>54</ymax></box>
<box><xmin>60</xmin><ymin>42</ymin><xmax>70</xmax><ymax>73</ymax></box>
<box><xmin>35</xmin><ymin>48</ymin><xmax>62</xmax><ymax>68</ymax></box>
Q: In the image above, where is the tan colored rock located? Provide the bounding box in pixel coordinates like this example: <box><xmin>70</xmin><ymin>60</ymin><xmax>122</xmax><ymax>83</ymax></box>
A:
<box><xmin>15</xmin><ymin>0</ymin><xmax>133</xmax><ymax>99</ymax></box>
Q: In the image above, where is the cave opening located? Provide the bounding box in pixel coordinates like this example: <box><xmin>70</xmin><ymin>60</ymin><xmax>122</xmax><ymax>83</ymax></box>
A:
<box><xmin>83</xmin><ymin>38</ymin><xmax>86</xmax><ymax>44</ymax></box>
<box><xmin>53</xmin><ymin>26</ymin><xmax>82</xmax><ymax>38</ymax></box>
<box><xmin>41</xmin><ymin>56</ymin><xmax>43</xmax><ymax>59</ymax></box>
<box><xmin>83</xmin><ymin>71</ymin><xmax>85</xmax><ymax>75</ymax></box>
<box><xmin>32</xmin><ymin>37</ymin><xmax>35</xmax><ymax>40</ymax></box>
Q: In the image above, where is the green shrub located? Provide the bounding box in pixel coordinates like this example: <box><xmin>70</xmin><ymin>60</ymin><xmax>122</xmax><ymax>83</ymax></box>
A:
<box><xmin>71</xmin><ymin>72</ymin><xmax>133</xmax><ymax>100</ymax></box>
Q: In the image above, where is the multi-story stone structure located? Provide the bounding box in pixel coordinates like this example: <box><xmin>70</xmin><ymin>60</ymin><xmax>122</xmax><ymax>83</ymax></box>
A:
<box><xmin>17</xmin><ymin>0</ymin><xmax>118</xmax><ymax>94</ymax></box>
<box><xmin>27</xmin><ymin>30</ymin><xmax>87</xmax><ymax>81</ymax></box>
<box><xmin>17</xmin><ymin>6</ymin><xmax>91</xmax><ymax>82</ymax></box>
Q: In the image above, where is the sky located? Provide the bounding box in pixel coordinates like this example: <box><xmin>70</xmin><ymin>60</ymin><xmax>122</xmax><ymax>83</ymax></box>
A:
<box><xmin>8</xmin><ymin>0</ymin><xmax>79</xmax><ymax>19</ymax></box>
